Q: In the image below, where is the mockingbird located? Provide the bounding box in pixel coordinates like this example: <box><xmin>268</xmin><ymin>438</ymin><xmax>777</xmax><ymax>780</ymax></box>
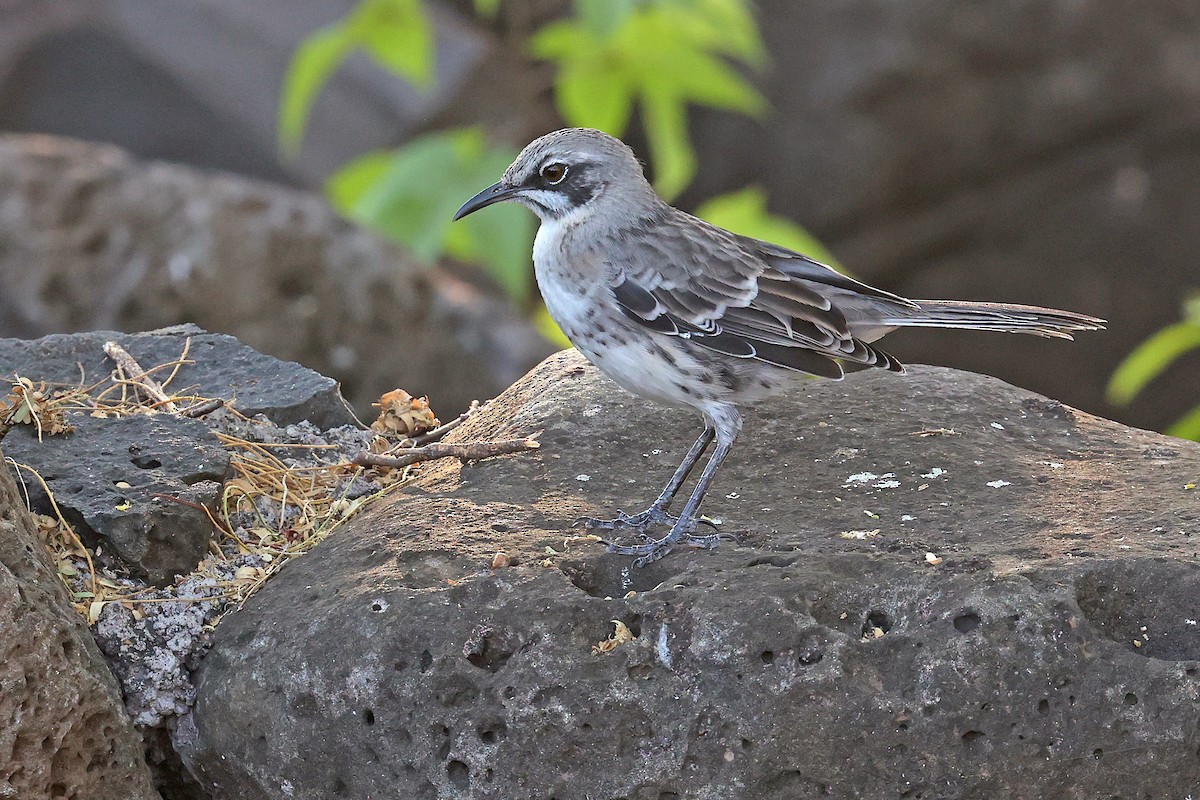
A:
<box><xmin>455</xmin><ymin>128</ymin><xmax>1104</xmax><ymax>567</ymax></box>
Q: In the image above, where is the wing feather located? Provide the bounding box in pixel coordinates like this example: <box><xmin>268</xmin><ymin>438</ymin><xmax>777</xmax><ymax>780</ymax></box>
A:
<box><xmin>608</xmin><ymin>210</ymin><xmax>905</xmax><ymax>377</ymax></box>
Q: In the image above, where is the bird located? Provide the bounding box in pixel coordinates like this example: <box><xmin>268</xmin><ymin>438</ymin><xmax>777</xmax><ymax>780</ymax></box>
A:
<box><xmin>454</xmin><ymin>128</ymin><xmax>1105</xmax><ymax>568</ymax></box>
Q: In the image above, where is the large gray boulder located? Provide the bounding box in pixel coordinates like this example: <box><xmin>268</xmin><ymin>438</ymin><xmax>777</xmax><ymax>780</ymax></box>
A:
<box><xmin>0</xmin><ymin>134</ymin><xmax>555</xmax><ymax>415</ymax></box>
<box><xmin>175</xmin><ymin>350</ymin><xmax>1200</xmax><ymax>798</ymax></box>
<box><xmin>0</xmin><ymin>446</ymin><xmax>160</xmax><ymax>800</ymax></box>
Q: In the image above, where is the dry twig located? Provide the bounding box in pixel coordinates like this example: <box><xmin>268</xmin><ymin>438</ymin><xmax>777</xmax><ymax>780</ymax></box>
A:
<box><xmin>353</xmin><ymin>437</ymin><xmax>539</xmax><ymax>469</ymax></box>
<box><xmin>103</xmin><ymin>341</ymin><xmax>179</xmax><ymax>412</ymax></box>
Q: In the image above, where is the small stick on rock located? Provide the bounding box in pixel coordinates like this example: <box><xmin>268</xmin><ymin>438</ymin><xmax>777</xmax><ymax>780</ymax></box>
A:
<box><xmin>103</xmin><ymin>341</ymin><xmax>179</xmax><ymax>413</ymax></box>
<box><xmin>405</xmin><ymin>400</ymin><xmax>483</xmax><ymax>448</ymax></box>
<box><xmin>180</xmin><ymin>398</ymin><xmax>226</xmax><ymax>418</ymax></box>
<box><xmin>354</xmin><ymin>437</ymin><xmax>539</xmax><ymax>470</ymax></box>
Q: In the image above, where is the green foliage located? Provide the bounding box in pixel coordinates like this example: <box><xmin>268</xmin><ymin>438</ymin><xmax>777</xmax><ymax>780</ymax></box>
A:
<box><xmin>1108</xmin><ymin>294</ymin><xmax>1200</xmax><ymax>440</ymax></box>
<box><xmin>281</xmin><ymin>0</ymin><xmax>842</xmax><ymax>348</ymax></box>
<box><xmin>529</xmin><ymin>0</ymin><xmax>766</xmax><ymax>200</ymax></box>
<box><xmin>472</xmin><ymin>0</ymin><xmax>501</xmax><ymax>18</ymax></box>
<box><xmin>328</xmin><ymin>129</ymin><xmax>535</xmax><ymax>301</ymax></box>
<box><xmin>696</xmin><ymin>187</ymin><xmax>841</xmax><ymax>269</ymax></box>
<box><xmin>279</xmin><ymin>0</ymin><xmax>433</xmax><ymax>157</ymax></box>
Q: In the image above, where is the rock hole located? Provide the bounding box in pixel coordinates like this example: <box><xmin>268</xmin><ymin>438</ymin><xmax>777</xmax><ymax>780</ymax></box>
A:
<box><xmin>961</xmin><ymin>730</ymin><xmax>986</xmax><ymax>755</ymax></box>
<box><xmin>130</xmin><ymin>455</ymin><xmax>162</xmax><ymax>470</ymax></box>
<box><xmin>658</xmin><ymin>793</ymin><xmax>680</xmax><ymax>800</ymax></box>
<box><xmin>760</xmin><ymin>650</ymin><xmax>775</xmax><ymax>665</ymax></box>
<box><xmin>745</xmin><ymin>555</ymin><xmax>798</xmax><ymax>568</ymax></box>
<box><xmin>953</xmin><ymin>612</ymin><xmax>981</xmax><ymax>634</ymax></box>
<box><xmin>330</xmin><ymin>776</ymin><xmax>348</xmax><ymax>795</ymax></box>
<box><xmin>447</xmin><ymin>760</ymin><xmax>470</xmax><ymax>790</ymax></box>
<box><xmin>1187</xmin><ymin>667</ymin><xmax>1197</xmax><ymax>677</ymax></box>
<box><xmin>627</xmin><ymin>664</ymin><xmax>654</xmax><ymax>680</ymax></box>
<box><xmin>1124</xmin><ymin>692</ymin><xmax>1138</xmax><ymax>705</ymax></box>
<box><xmin>362</xmin><ymin>708</ymin><xmax>375</xmax><ymax>726</ymax></box>
<box><xmin>61</xmin><ymin>639</ymin><xmax>75</xmax><ymax>660</ymax></box>
<box><xmin>862</xmin><ymin>610</ymin><xmax>892</xmax><ymax>638</ymax></box>
<box><xmin>477</xmin><ymin>721</ymin><xmax>506</xmax><ymax>743</ymax></box>
<box><xmin>491</xmin><ymin>523</ymin><xmax>510</xmax><ymax>532</ymax></box>
<box><xmin>370</xmin><ymin>600</ymin><xmax>387</xmax><ymax>613</ymax></box>
<box><xmin>420</xmin><ymin>650</ymin><xmax>433</xmax><ymax>672</ymax></box>
<box><xmin>1093</xmin><ymin>748</ymin><xmax>1104</xmax><ymax>760</ymax></box>
<box><xmin>740</xmin><ymin>738</ymin><xmax>753</xmax><ymax>750</ymax></box>
<box><xmin>1037</xmin><ymin>699</ymin><xmax>1049</xmax><ymax>715</ymax></box>
<box><xmin>502</xmin><ymin>686</ymin><xmax>516</xmax><ymax>700</ymax></box>
<box><xmin>796</xmin><ymin>642</ymin><xmax>823</xmax><ymax>665</ymax></box>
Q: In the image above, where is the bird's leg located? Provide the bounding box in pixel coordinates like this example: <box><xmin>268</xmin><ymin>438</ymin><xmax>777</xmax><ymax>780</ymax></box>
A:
<box><xmin>577</xmin><ymin>426</ymin><xmax>715</xmax><ymax>532</ymax></box>
<box><xmin>607</xmin><ymin>406</ymin><xmax>742</xmax><ymax>567</ymax></box>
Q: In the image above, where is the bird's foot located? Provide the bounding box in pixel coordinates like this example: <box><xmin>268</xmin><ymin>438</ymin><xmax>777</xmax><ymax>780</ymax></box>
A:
<box><xmin>600</xmin><ymin>516</ymin><xmax>734</xmax><ymax>569</ymax></box>
<box><xmin>575</xmin><ymin>505</ymin><xmax>678</xmax><ymax>533</ymax></box>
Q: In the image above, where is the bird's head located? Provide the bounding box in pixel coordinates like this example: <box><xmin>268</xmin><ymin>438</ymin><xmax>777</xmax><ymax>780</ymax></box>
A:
<box><xmin>454</xmin><ymin>128</ymin><xmax>653</xmax><ymax>224</ymax></box>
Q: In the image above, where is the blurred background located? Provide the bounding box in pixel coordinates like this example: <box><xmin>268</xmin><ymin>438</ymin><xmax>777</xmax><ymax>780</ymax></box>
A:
<box><xmin>0</xmin><ymin>0</ymin><xmax>1196</xmax><ymax>438</ymax></box>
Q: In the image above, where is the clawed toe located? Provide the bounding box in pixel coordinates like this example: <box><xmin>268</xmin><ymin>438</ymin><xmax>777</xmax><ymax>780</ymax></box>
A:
<box><xmin>602</xmin><ymin>519</ymin><xmax>734</xmax><ymax>567</ymax></box>
<box><xmin>574</xmin><ymin>506</ymin><xmax>675</xmax><ymax>532</ymax></box>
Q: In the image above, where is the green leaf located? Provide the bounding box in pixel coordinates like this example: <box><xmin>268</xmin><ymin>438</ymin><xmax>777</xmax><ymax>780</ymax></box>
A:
<box><xmin>278</xmin><ymin>24</ymin><xmax>355</xmax><ymax>157</ymax></box>
<box><xmin>326</xmin><ymin>149</ymin><xmax>396</xmax><ymax>214</ymax></box>
<box><xmin>696</xmin><ymin>187</ymin><xmax>842</xmax><ymax>270</ymax></box>
<box><xmin>1166</xmin><ymin>402</ymin><xmax>1200</xmax><ymax>442</ymax></box>
<box><xmin>574</xmin><ymin>0</ymin><xmax>638</xmax><ymax>37</ymax></box>
<box><xmin>473</xmin><ymin>0</ymin><xmax>501</xmax><ymax>18</ymax></box>
<box><xmin>642</xmin><ymin>85</ymin><xmax>696</xmax><ymax>201</ymax></box>
<box><xmin>665</xmin><ymin>0</ymin><xmax>765</xmax><ymax>63</ymax></box>
<box><xmin>352</xmin><ymin>0</ymin><xmax>435</xmax><ymax>88</ymax></box>
<box><xmin>527</xmin><ymin>20</ymin><xmax>592</xmax><ymax>59</ymax></box>
<box><xmin>630</xmin><ymin>39</ymin><xmax>766</xmax><ymax>116</ymax></box>
<box><xmin>1107</xmin><ymin>321</ymin><xmax>1200</xmax><ymax>405</ymax></box>
<box><xmin>555</xmin><ymin>61</ymin><xmax>635</xmax><ymax>133</ymax></box>
<box><xmin>325</xmin><ymin>128</ymin><xmax>535</xmax><ymax>301</ymax></box>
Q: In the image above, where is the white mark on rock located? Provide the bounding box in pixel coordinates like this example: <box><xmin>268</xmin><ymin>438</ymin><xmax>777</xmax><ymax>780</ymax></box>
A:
<box><xmin>986</xmin><ymin>480</ymin><xmax>1012</xmax><ymax>488</ymax></box>
<box><xmin>901</xmin><ymin>514</ymin><xmax>915</xmax><ymax>522</ymax></box>
<box><xmin>991</xmin><ymin>422</ymin><xmax>1005</xmax><ymax>430</ymax></box>
<box><xmin>726</xmin><ymin>492</ymin><xmax>741</xmax><ymax>500</ymax></box>
<box><xmin>921</xmin><ymin>467</ymin><xmax>947</xmax><ymax>479</ymax></box>
<box><xmin>657</xmin><ymin>624</ymin><xmax>673</xmax><ymax>669</ymax></box>
<box><xmin>1041</xmin><ymin>461</ymin><xmax>1064</xmax><ymax>470</ymax></box>
<box><xmin>873</xmin><ymin>479</ymin><xmax>901</xmax><ymax>489</ymax></box>
<box><xmin>582</xmin><ymin>406</ymin><xmax>603</xmax><ymax>417</ymax></box>
<box><xmin>575</xmin><ymin>474</ymin><xmax>591</xmax><ymax>482</ymax></box>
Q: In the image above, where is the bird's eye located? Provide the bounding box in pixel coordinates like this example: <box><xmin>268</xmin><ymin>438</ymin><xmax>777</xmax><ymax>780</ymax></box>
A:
<box><xmin>540</xmin><ymin>163</ymin><xmax>568</xmax><ymax>184</ymax></box>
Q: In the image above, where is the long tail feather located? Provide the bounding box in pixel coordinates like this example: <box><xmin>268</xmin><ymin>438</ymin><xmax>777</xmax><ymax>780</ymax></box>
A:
<box><xmin>877</xmin><ymin>300</ymin><xmax>1106</xmax><ymax>340</ymax></box>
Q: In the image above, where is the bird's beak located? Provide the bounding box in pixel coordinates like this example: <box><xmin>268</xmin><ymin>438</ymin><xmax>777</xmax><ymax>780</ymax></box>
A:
<box><xmin>453</xmin><ymin>181</ymin><xmax>521</xmax><ymax>221</ymax></box>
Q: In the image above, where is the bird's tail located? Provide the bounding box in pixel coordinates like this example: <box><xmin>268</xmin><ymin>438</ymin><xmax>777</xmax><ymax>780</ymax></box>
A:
<box><xmin>876</xmin><ymin>300</ymin><xmax>1106</xmax><ymax>340</ymax></box>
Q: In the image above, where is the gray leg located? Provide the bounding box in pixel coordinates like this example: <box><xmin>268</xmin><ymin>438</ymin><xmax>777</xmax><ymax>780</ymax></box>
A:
<box><xmin>607</xmin><ymin>404</ymin><xmax>742</xmax><ymax>566</ymax></box>
<box><xmin>578</xmin><ymin>425</ymin><xmax>715</xmax><ymax>532</ymax></box>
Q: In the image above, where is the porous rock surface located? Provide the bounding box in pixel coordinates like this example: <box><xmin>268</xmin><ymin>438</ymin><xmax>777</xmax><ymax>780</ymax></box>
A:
<box><xmin>4</xmin><ymin>412</ymin><xmax>228</xmax><ymax>585</ymax></box>
<box><xmin>0</xmin><ymin>447</ymin><xmax>160</xmax><ymax>800</ymax></box>
<box><xmin>0</xmin><ymin>324</ymin><xmax>358</xmax><ymax>429</ymax></box>
<box><xmin>0</xmin><ymin>135</ymin><xmax>555</xmax><ymax>414</ymax></box>
<box><xmin>0</xmin><ymin>324</ymin><xmax>355</xmax><ymax>584</ymax></box>
<box><xmin>177</xmin><ymin>351</ymin><xmax>1200</xmax><ymax>799</ymax></box>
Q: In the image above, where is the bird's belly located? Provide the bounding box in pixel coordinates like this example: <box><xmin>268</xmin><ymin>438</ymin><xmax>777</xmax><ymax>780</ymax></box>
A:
<box><xmin>536</xmin><ymin>270</ymin><xmax>709</xmax><ymax>408</ymax></box>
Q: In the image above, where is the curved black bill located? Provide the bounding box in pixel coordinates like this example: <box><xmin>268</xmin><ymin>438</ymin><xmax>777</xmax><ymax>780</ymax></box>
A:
<box><xmin>453</xmin><ymin>182</ymin><xmax>520</xmax><ymax>221</ymax></box>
